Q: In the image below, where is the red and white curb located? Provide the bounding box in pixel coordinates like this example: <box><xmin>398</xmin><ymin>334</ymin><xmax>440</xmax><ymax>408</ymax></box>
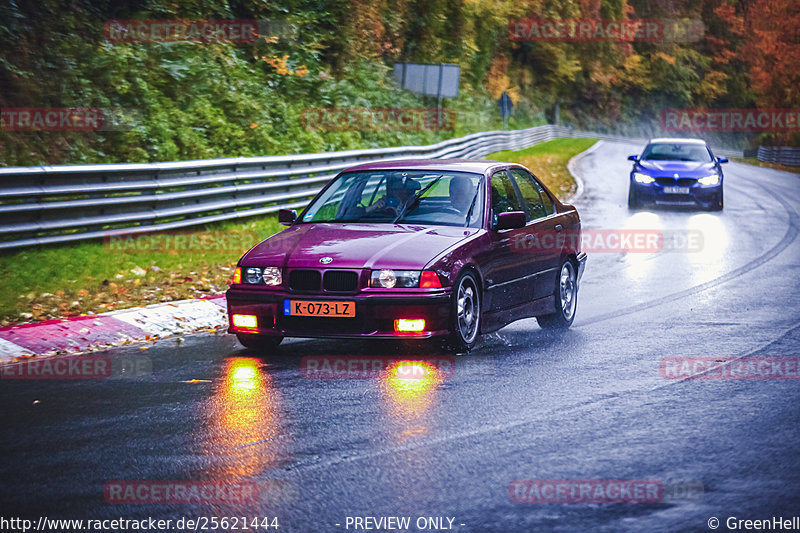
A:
<box><xmin>0</xmin><ymin>295</ymin><xmax>228</xmax><ymax>362</ymax></box>
<box><xmin>565</xmin><ymin>139</ymin><xmax>602</xmax><ymax>204</ymax></box>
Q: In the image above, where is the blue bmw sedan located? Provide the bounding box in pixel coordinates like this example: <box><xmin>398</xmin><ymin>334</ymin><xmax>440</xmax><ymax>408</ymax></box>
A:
<box><xmin>627</xmin><ymin>138</ymin><xmax>727</xmax><ymax>211</ymax></box>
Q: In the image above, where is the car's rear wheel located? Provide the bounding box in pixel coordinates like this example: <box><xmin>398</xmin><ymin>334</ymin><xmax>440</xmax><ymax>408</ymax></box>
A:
<box><xmin>445</xmin><ymin>271</ymin><xmax>481</xmax><ymax>353</ymax></box>
<box><xmin>537</xmin><ymin>259</ymin><xmax>577</xmax><ymax>329</ymax></box>
<box><xmin>627</xmin><ymin>187</ymin><xmax>640</xmax><ymax>209</ymax></box>
<box><xmin>235</xmin><ymin>333</ymin><xmax>283</xmax><ymax>352</ymax></box>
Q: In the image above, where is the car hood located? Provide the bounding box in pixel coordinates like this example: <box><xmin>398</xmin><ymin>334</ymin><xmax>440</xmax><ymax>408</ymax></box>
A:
<box><xmin>637</xmin><ymin>160</ymin><xmax>717</xmax><ymax>177</ymax></box>
<box><xmin>243</xmin><ymin>223</ymin><xmax>477</xmax><ymax>270</ymax></box>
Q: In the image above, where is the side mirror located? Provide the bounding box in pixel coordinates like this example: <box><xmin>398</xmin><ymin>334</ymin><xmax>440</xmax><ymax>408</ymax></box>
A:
<box><xmin>627</xmin><ymin>155</ymin><xmax>639</xmax><ymax>162</ymax></box>
<box><xmin>495</xmin><ymin>211</ymin><xmax>527</xmax><ymax>231</ymax></box>
<box><xmin>278</xmin><ymin>209</ymin><xmax>297</xmax><ymax>226</ymax></box>
<box><xmin>717</xmin><ymin>156</ymin><xmax>728</xmax><ymax>164</ymax></box>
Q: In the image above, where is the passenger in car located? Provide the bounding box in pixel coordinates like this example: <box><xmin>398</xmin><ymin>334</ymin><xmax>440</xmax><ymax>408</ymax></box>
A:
<box><xmin>448</xmin><ymin>175</ymin><xmax>474</xmax><ymax>215</ymax></box>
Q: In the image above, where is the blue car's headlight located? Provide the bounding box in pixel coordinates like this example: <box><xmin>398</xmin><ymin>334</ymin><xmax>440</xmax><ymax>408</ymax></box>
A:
<box><xmin>698</xmin><ymin>174</ymin><xmax>720</xmax><ymax>185</ymax></box>
<box><xmin>633</xmin><ymin>172</ymin><xmax>655</xmax><ymax>184</ymax></box>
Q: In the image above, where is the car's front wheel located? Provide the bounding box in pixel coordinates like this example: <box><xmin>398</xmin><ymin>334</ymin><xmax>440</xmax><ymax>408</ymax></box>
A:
<box><xmin>627</xmin><ymin>187</ymin><xmax>641</xmax><ymax>209</ymax></box>
<box><xmin>235</xmin><ymin>333</ymin><xmax>283</xmax><ymax>353</ymax></box>
<box><xmin>709</xmin><ymin>190</ymin><xmax>723</xmax><ymax>211</ymax></box>
<box><xmin>537</xmin><ymin>259</ymin><xmax>578</xmax><ymax>329</ymax></box>
<box><xmin>446</xmin><ymin>271</ymin><xmax>481</xmax><ymax>353</ymax></box>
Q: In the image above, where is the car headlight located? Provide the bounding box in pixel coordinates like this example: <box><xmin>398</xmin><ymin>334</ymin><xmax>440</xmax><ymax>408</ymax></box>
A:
<box><xmin>369</xmin><ymin>270</ymin><xmax>442</xmax><ymax>288</ymax></box>
<box><xmin>242</xmin><ymin>267</ymin><xmax>282</xmax><ymax>286</ymax></box>
<box><xmin>633</xmin><ymin>172</ymin><xmax>655</xmax><ymax>184</ymax></box>
<box><xmin>371</xmin><ymin>269</ymin><xmax>419</xmax><ymax>288</ymax></box>
<box><xmin>698</xmin><ymin>174</ymin><xmax>720</xmax><ymax>185</ymax></box>
<box><xmin>245</xmin><ymin>267</ymin><xmax>262</xmax><ymax>284</ymax></box>
<box><xmin>262</xmin><ymin>267</ymin><xmax>282</xmax><ymax>286</ymax></box>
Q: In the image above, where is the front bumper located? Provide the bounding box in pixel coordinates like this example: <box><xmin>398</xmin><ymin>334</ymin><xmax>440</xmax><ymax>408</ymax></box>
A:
<box><xmin>576</xmin><ymin>252</ymin><xmax>587</xmax><ymax>286</ymax></box>
<box><xmin>226</xmin><ymin>288</ymin><xmax>452</xmax><ymax>339</ymax></box>
<box><xmin>631</xmin><ymin>181</ymin><xmax>722</xmax><ymax>208</ymax></box>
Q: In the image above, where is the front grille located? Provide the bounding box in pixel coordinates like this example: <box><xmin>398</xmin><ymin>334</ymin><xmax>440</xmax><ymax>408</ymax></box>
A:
<box><xmin>655</xmin><ymin>177</ymin><xmax>697</xmax><ymax>186</ymax></box>
<box><xmin>289</xmin><ymin>270</ymin><xmax>321</xmax><ymax>291</ymax></box>
<box><xmin>323</xmin><ymin>270</ymin><xmax>359</xmax><ymax>292</ymax></box>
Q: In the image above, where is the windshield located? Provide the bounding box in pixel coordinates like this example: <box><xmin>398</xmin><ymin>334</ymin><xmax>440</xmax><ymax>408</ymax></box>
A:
<box><xmin>641</xmin><ymin>143</ymin><xmax>713</xmax><ymax>162</ymax></box>
<box><xmin>300</xmin><ymin>170</ymin><xmax>484</xmax><ymax>228</ymax></box>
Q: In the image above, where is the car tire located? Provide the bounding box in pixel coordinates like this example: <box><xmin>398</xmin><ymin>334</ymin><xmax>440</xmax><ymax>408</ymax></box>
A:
<box><xmin>235</xmin><ymin>333</ymin><xmax>283</xmax><ymax>352</ymax></box>
<box><xmin>536</xmin><ymin>259</ymin><xmax>578</xmax><ymax>329</ymax></box>
<box><xmin>445</xmin><ymin>270</ymin><xmax>481</xmax><ymax>353</ymax></box>
<box><xmin>709</xmin><ymin>190</ymin><xmax>723</xmax><ymax>211</ymax></box>
<box><xmin>627</xmin><ymin>187</ymin><xmax>640</xmax><ymax>209</ymax></box>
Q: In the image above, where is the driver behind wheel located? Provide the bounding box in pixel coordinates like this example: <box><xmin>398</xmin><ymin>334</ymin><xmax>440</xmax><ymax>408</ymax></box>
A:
<box><xmin>365</xmin><ymin>174</ymin><xmax>421</xmax><ymax>215</ymax></box>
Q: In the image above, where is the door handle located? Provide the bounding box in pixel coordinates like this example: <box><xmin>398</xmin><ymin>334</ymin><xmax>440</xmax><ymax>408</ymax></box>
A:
<box><xmin>554</xmin><ymin>224</ymin><xmax>563</xmax><ymax>231</ymax></box>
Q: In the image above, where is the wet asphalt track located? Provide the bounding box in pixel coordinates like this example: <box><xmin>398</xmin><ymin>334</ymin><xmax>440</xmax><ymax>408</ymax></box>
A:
<box><xmin>1</xmin><ymin>141</ymin><xmax>799</xmax><ymax>532</ymax></box>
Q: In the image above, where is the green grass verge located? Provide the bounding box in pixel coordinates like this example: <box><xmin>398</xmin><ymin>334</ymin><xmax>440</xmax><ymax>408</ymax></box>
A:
<box><xmin>487</xmin><ymin>138</ymin><xmax>598</xmax><ymax>200</ymax></box>
<box><xmin>0</xmin><ymin>216</ymin><xmax>284</xmax><ymax>325</ymax></box>
<box><xmin>0</xmin><ymin>137</ymin><xmax>598</xmax><ymax>325</ymax></box>
<box><xmin>732</xmin><ymin>157</ymin><xmax>800</xmax><ymax>174</ymax></box>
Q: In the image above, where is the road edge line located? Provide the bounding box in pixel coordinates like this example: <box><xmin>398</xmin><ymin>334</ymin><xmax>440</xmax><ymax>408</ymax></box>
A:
<box><xmin>565</xmin><ymin>139</ymin><xmax>603</xmax><ymax>203</ymax></box>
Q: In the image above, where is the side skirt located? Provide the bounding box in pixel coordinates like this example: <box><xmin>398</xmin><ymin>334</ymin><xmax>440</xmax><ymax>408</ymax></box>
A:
<box><xmin>480</xmin><ymin>295</ymin><xmax>555</xmax><ymax>334</ymax></box>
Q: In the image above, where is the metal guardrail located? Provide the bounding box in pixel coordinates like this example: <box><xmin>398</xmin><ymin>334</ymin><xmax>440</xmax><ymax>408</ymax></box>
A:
<box><xmin>567</xmin><ymin>131</ymin><xmax>745</xmax><ymax>159</ymax></box>
<box><xmin>0</xmin><ymin>125</ymin><xmax>743</xmax><ymax>250</ymax></box>
<box><xmin>757</xmin><ymin>146</ymin><xmax>800</xmax><ymax>167</ymax></box>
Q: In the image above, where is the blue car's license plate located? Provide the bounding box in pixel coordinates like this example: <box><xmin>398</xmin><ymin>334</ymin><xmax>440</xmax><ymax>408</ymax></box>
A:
<box><xmin>663</xmin><ymin>186</ymin><xmax>690</xmax><ymax>194</ymax></box>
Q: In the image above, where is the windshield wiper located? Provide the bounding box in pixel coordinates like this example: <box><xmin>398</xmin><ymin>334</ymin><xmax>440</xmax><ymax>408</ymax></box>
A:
<box><xmin>392</xmin><ymin>175</ymin><xmax>443</xmax><ymax>223</ymax></box>
<box><xmin>462</xmin><ymin>177</ymin><xmax>483</xmax><ymax>227</ymax></box>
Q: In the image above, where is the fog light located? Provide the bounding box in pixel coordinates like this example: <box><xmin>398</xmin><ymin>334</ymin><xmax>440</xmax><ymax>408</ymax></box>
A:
<box><xmin>232</xmin><ymin>314</ymin><xmax>257</xmax><ymax>329</ymax></box>
<box><xmin>394</xmin><ymin>318</ymin><xmax>425</xmax><ymax>332</ymax></box>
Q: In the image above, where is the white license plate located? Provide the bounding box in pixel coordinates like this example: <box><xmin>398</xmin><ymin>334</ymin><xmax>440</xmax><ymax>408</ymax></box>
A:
<box><xmin>663</xmin><ymin>186</ymin><xmax>690</xmax><ymax>194</ymax></box>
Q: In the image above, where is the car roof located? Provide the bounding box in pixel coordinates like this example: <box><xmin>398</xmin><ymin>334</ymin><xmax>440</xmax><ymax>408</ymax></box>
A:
<box><xmin>343</xmin><ymin>158</ymin><xmax>511</xmax><ymax>174</ymax></box>
<box><xmin>647</xmin><ymin>138</ymin><xmax>708</xmax><ymax>145</ymax></box>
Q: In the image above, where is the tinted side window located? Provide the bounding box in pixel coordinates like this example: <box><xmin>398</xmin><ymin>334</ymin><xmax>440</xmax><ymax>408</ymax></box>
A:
<box><xmin>489</xmin><ymin>170</ymin><xmax>523</xmax><ymax>227</ymax></box>
<box><xmin>509</xmin><ymin>168</ymin><xmax>554</xmax><ymax>220</ymax></box>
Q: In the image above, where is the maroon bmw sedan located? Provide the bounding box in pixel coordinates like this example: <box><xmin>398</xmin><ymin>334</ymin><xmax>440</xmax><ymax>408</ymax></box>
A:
<box><xmin>227</xmin><ymin>159</ymin><xmax>587</xmax><ymax>353</ymax></box>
